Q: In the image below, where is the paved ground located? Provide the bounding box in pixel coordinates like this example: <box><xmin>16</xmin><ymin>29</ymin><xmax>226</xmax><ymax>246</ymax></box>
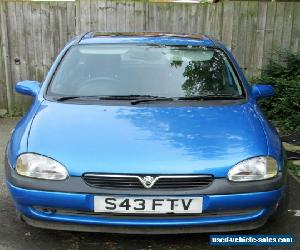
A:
<box><xmin>0</xmin><ymin>117</ymin><xmax>299</xmax><ymax>250</ymax></box>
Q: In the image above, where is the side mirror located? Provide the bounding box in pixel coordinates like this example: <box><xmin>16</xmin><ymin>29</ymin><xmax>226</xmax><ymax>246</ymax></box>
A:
<box><xmin>251</xmin><ymin>84</ymin><xmax>275</xmax><ymax>100</ymax></box>
<box><xmin>15</xmin><ymin>81</ymin><xmax>41</xmax><ymax>97</ymax></box>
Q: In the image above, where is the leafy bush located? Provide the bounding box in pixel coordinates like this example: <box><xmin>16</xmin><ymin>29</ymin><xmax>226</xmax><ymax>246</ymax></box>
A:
<box><xmin>252</xmin><ymin>51</ymin><xmax>300</xmax><ymax>133</ymax></box>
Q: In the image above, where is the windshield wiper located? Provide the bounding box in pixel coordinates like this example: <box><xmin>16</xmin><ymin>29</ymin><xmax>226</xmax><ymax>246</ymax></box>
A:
<box><xmin>178</xmin><ymin>94</ymin><xmax>245</xmax><ymax>101</ymax></box>
<box><xmin>56</xmin><ymin>96</ymin><xmax>89</xmax><ymax>102</ymax></box>
<box><xmin>56</xmin><ymin>95</ymin><xmax>162</xmax><ymax>102</ymax></box>
<box><xmin>131</xmin><ymin>97</ymin><xmax>174</xmax><ymax>105</ymax></box>
<box><xmin>98</xmin><ymin>95</ymin><xmax>160</xmax><ymax>100</ymax></box>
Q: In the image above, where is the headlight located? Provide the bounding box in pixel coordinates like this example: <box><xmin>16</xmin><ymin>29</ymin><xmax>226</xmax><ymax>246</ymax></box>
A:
<box><xmin>16</xmin><ymin>153</ymin><xmax>68</xmax><ymax>180</ymax></box>
<box><xmin>228</xmin><ymin>156</ymin><xmax>278</xmax><ymax>182</ymax></box>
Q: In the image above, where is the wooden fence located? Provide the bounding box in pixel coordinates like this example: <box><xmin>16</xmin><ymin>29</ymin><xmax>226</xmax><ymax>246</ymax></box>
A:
<box><xmin>0</xmin><ymin>0</ymin><xmax>299</xmax><ymax>113</ymax></box>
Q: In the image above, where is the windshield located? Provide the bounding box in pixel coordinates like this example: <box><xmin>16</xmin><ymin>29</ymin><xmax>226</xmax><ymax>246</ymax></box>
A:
<box><xmin>47</xmin><ymin>45</ymin><xmax>244</xmax><ymax>99</ymax></box>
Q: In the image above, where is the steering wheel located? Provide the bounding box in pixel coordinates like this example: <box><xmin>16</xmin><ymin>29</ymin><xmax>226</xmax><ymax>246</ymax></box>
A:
<box><xmin>76</xmin><ymin>77</ymin><xmax>119</xmax><ymax>95</ymax></box>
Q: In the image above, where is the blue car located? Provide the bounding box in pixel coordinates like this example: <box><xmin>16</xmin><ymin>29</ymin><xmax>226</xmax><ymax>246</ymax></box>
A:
<box><xmin>5</xmin><ymin>32</ymin><xmax>286</xmax><ymax>234</ymax></box>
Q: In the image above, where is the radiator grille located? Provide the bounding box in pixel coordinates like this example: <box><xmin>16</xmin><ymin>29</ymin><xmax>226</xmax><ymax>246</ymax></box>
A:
<box><xmin>82</xmin><ymin>174</ymin><xmax>213</xmax><ymax>190</ymax></box>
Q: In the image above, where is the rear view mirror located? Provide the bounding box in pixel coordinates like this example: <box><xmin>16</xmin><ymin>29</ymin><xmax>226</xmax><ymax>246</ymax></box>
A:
<box><xmin>251</xmin><ymin>85</ymin><xmax>275</xmax><ymax>100</ymax></box>
<box><xmin>15</xmin><ymin>81</ymin><xmax>41</xmax><ymax>97</ymax></box>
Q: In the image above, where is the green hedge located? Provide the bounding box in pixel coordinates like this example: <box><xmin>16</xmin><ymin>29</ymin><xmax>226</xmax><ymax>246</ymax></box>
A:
<box><xmin>252</xmin><ymin>51</ymin><xmax>300</xmax><ymax>133</ymax></box>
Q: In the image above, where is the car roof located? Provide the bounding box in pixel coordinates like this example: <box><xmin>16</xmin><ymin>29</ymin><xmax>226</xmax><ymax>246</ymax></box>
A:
<box><xmin>78</xmin><ymin>32</ymin><xmax>216</xmax><ymax>47</ymax></box>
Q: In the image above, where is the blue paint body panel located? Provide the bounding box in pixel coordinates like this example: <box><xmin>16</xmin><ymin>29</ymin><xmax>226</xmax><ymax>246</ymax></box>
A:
<box><xmin>26</xmin><ymin>101</ymin><xmax>270</xmax><ymax>176</ymax></box>
<box><xmin>6</xmin><ymin>34</ymin><xmax>285</xmax><ymax>231</ymax></box>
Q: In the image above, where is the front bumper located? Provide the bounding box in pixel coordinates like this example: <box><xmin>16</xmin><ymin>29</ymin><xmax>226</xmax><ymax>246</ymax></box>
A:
<box><xmin>6</xmin><ymin>181</ymin><xmax>285</xmax><ymax>233</ymax></box>
<box><xmin>5</xmin><ymin>158</ymin><xmax>286</xmax><ymax>233</ymax></box>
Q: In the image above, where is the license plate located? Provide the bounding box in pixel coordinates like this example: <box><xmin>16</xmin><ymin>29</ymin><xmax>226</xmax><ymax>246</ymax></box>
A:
<box><xmin>94</xmin><ymin>196</ymin><xmax>203</xmax><ymax>214</ymax></box>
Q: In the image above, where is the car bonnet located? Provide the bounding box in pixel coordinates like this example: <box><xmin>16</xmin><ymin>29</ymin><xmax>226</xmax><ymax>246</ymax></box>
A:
<box><xmin>27</xmin><ymin>101</ymin><xmax>268</xmax><ymax>177</ymax></box>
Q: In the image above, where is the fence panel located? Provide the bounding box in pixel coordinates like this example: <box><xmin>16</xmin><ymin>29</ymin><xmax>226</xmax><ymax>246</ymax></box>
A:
<box><xmin>0</xmin><ymin>0</ymin><xmax>76</xmax><ymax>113</ymax></box>
<box><xmin>0</xmin><ymin>0</ymin><xmax>299</xmax><ymax>113</ymax></box>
